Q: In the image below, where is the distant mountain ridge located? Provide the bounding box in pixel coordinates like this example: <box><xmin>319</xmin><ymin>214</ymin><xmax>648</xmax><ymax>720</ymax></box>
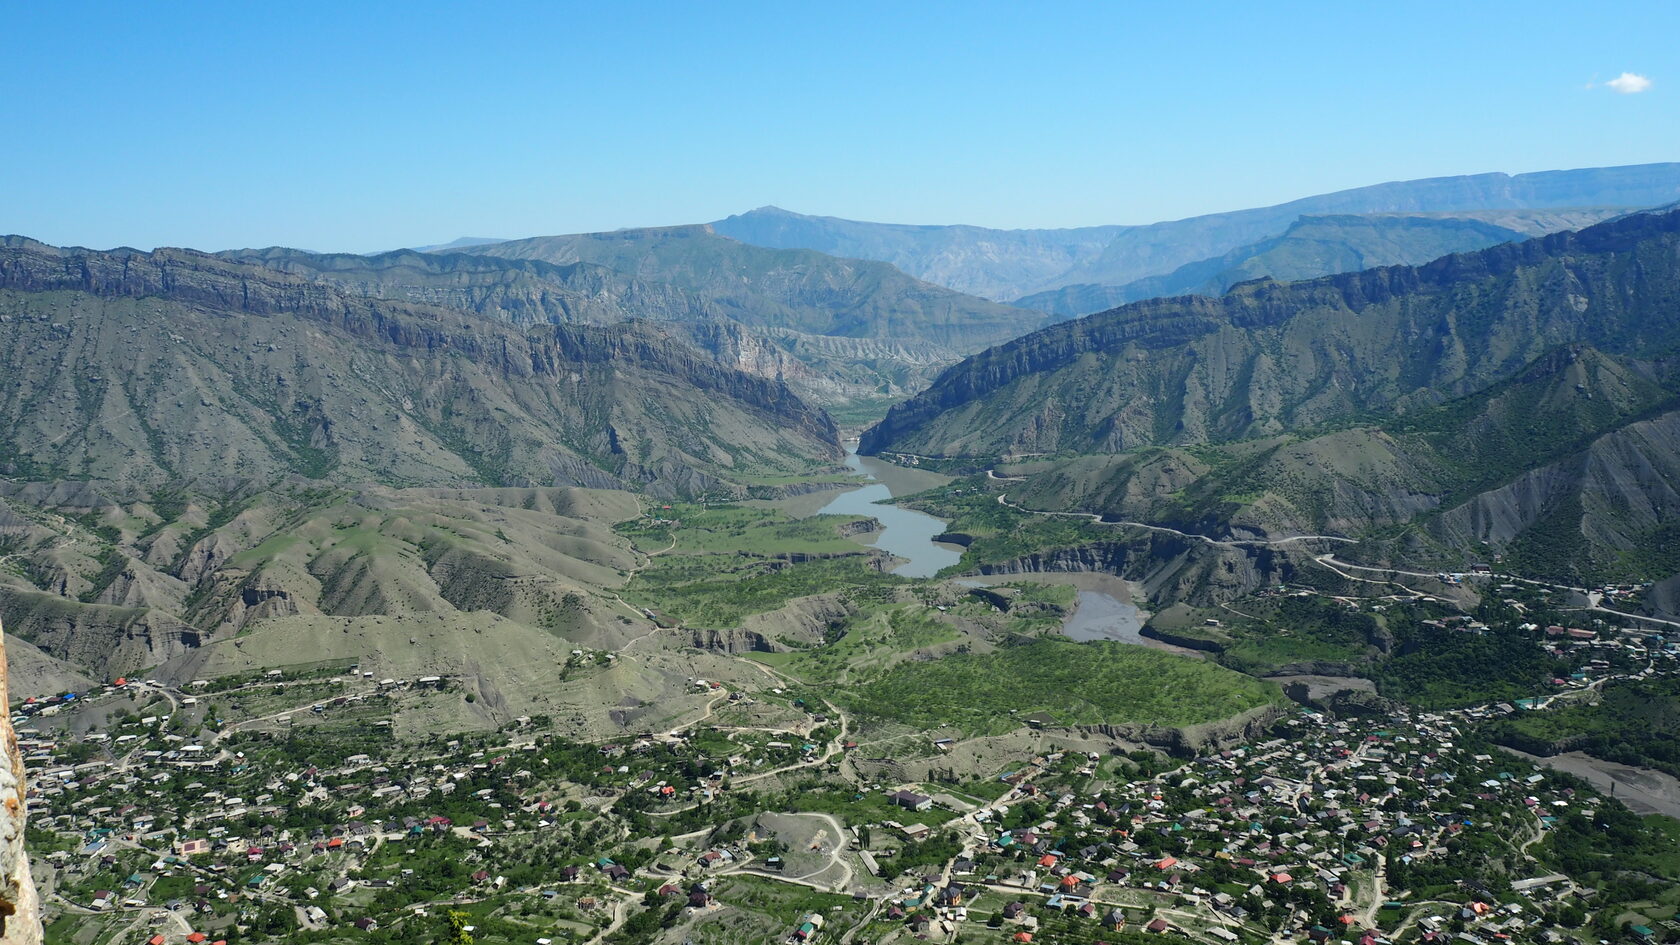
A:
<box><xmin>407</xmin><ymin>236</ymin><xmax>506</xmax><ymax>252</ymax></box>
<box><xmin>1014</xmin><ymin>208</ymin><xmax>1631</xmax><ymax>317</ymax></box>
<box><xmin>435</xmin><ymin>223</ymin><xmax>1056</xmax><ymax>412</ymax></box>
<box><xmin>712</xmin><ymin>206</ymin><xmax>1124</xmax><ymax>303</ymax></box>
<box><xmin>714</xmin><ymin>163</ymin><xmax>1680</xmax><ymax>301</ymax></box>
<box><xmin>863</xmin><ymin>206</ymin><xmax>1680</xmax><ymax>459</ymax></box>
<box><xmin>455</xmin><ymin>224</ymin><xmax>1046</xmax><ymax>349</ymax></box>
<box><xmin>219</xmin><ymin>228</ymin><xmax>1047</xmax><ymax>412</ymax></box>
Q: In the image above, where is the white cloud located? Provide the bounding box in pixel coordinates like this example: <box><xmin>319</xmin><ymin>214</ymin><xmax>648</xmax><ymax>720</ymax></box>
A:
<box><xmin>1605</xmin><ymin>72</ymin><xmax>1653</xmax><ymax>94</ymax></box>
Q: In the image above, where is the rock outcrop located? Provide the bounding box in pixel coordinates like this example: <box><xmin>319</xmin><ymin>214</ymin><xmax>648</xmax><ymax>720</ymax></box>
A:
<box><xmin>0</xmin><ymin>620</ymin><xmax>41</xmax><ymax>945</ymax></box>
<box><xmin>0</xmin><ymin>239</ymin><xmax>841</xmax><ymax>495</ymax></box>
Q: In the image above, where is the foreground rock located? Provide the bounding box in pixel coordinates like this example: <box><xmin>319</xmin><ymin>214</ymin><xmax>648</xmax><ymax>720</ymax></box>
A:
<box><xmin>0</xmin><ymin>621</ymin><xmax>40</xmax><ymax>945</ymax></box>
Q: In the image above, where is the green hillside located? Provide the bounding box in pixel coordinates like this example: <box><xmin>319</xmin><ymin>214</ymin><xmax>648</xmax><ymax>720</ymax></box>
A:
<box><xmin>839</xmin><ymin>637</ymin><xmax>1281</xmax><ymax>735</ymax></box>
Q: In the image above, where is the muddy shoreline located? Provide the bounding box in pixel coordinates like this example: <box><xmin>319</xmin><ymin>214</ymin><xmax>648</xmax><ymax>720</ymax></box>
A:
<box><xmin>1499</xmin><ymin>747</ymin><xmax>1680</xmax><ymax>819</ymax></box>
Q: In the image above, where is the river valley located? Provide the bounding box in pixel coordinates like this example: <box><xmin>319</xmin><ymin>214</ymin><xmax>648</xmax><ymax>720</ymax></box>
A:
<box><xmin>815</xmin><ymin>451</ymin><xmax>964</xmax><ymax>578</ymax></box>
<box><xmin>814</xmin><ymin>453</ymin><xmax>1175</xmax><ymax>651</ymax></box>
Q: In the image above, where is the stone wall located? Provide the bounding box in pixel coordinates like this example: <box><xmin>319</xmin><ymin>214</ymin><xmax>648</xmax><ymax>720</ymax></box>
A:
<box><xmin>0</xmin><ymin>620</ymin><xmax>40</xmax><ymax>944</ymax></box>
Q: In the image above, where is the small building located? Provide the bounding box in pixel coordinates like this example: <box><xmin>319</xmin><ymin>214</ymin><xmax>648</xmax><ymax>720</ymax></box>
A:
<box><xmin>888</xmin><ymin>790</ymin><xmax>933</xmax><ymax>812</ymax></box>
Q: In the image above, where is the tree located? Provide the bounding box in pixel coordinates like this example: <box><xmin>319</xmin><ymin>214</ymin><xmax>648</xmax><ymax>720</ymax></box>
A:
<box><xmin>447</xmin><ymin>909</ymin><xmax>475</xmax><ymax>945</ymax></box>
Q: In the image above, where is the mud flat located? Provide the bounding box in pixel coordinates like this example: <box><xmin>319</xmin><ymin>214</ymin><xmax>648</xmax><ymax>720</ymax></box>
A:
<box><xmin>1502</xmin><ymin>748</ymin><xmax>1680</xmax><ymax>819</ymax></box>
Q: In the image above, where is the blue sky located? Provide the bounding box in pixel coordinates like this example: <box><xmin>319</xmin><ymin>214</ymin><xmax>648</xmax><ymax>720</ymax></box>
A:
<box><xmin>6</xmin><ymin>1</ymin><xmax>1676</xmax><ymax>252</ymax></box>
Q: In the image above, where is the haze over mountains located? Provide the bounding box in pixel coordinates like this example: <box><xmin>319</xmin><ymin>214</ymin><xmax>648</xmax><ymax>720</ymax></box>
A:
<box><xmin>345</xmin><ymin>162</ymin><xmax>1680</xmax><ymax>415</ymax></box>
<box><xmin>713</xmin><ymin>163</ymin><xmax>1680</xmax><ymax>307</ymax></box>
<box><xmin>1013</xmin><ymin>207</ymin><xmax>1632</xmax><ymax>316</ymax></box>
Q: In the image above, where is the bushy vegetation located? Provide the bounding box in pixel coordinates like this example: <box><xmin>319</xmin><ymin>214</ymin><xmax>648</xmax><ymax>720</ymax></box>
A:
<box><xmin>616</xmin><ymin>503</ymin><xmax>869</xmax><ymax>555</ymax></box>
<box><xmin>839</xmin><ymin>638</ymin><xmax>1280</xmax><ymax>735</ymax></box>
<box><xmin>1375</xmin><ymin>622</ymin><xmax>1567</xmax><ymax>708</ymax></box>
<box><xmin>626</xmin><ymin>554</ymin><xmax>902</xmax><ymax>628</ymax></box>
<box><xmin>1538</xmin><ymin>805</ymin><xmax>1680</xmax><ymax>938</ymax></box>
<box><xmin>1206</xmin><ymin>594</ymin><xmax>1384</xmax><ymax>672</ymax></box>
<box><xmin>759</xmin><ymin>603</ymin><xmax>961</xmax><ymax>682</ymax></box>
<box><xmin>1482</xmin><ymin>678</ymin><xmax>1680</xmax><ymax>778</ymax></box>
<box><xmin>897</xmin><ymin>481</ymin><xmax>1110</xmax><ymax>572</ymax></box>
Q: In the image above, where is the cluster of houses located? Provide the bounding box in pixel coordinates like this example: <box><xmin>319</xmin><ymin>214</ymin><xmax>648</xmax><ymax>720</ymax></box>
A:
<box><xmin>12</xmin><ymin>624</ymin><xmax>1677</xmax><ymax>945</ymax></box>
<box><xmin>837</xmin><ymin>698</ymin><xmax>1638</xmax><ymax>945</ymax></box>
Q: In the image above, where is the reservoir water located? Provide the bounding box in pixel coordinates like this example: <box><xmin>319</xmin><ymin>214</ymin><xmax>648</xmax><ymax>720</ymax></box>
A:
<box><xmin>816</xmin><ymin>453</ymin><xmax>1162</xmax><ymax>650</ymax></box>
<box><xmin>817</xmin><ymin>450</ymin><xmax>964</xmax><ymax>578</ymax></box>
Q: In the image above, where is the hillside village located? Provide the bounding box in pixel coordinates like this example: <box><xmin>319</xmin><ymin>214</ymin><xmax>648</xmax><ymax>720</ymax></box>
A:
<box><xmin>15</xmin><ymin>604</ymin><xmax>1680</xmax><ymax>945</ymax></box>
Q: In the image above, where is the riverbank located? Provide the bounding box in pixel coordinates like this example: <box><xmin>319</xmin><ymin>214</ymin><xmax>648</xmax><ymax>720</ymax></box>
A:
<box><xmin>810</xmin><ymin>452</ymin><xmax>964</xmax><ymax>578</ymax></box>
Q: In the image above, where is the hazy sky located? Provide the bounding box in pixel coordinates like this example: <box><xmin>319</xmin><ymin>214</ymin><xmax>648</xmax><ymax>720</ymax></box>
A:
<box><xmin>7</xmin><ymin>0</ymin><xmax>1676</xmax><ymax>252</ymax></box>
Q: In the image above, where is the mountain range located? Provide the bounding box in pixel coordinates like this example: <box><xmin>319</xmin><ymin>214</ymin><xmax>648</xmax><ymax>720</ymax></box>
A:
<box><xmin>0</xmin><ymin>237</ymin><xmax>841</xmax><ymax>497</ymax></box>
<box><xmin>0</xmin><ymin>237</ymin><xmax>849</xmax><ymax>703</ymax></box>
<box><xmin>714</xmin><ymin>163</ymin><xmax>1680</xmax><ymax>304</ymax></box>
<box><xmin>9</xmin><ymin>162</ymin><xmax>1680</xmax><ymax>698</ymax></box>
<box><xmin>861</xmin><ymin>206</ymin><xmax>1680</xmax><ymax>585</ymax></box>
<box><xmin>1013</xmin><ymin>208</ymin><xmax>1632</xmax><ymax>317</ymax></box>
<box><xmin>224</xmin><ymin>227</ymin><xmax>1048</xmax><ymax>413</ymax></box>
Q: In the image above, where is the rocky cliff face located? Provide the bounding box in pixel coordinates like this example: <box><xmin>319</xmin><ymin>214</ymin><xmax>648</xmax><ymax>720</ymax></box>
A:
<box><xmin>863</xmin><ymin>207</ymin><xmax>1680</xmax><ymax>459</ymax></box>
<box><xmin>216</xmin><ymin>239</ymin><xmax>1010</xmax><ymax>407</ymax></box>
<box><xmin>0</xmin><ymin>622</ymin><xmax>41</xmax><ymax>945</ymax></box>
<box><xmin>219</xmin><ymin>246</ymin><xmax>709</xmax><ymax>327</ymax></box>
<box><xmin>0</xmin><ymin>240</ymin><xmax>841</xmax><ymax>494</ymax></box>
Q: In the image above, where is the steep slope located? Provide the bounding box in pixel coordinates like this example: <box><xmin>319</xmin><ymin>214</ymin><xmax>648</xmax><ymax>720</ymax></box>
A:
<box><xmin>713</xmin><ymin>164</ymin><xmax>1680</xmax><ymax>301</ymax></box>
<box><xmin>217</xmin><ymin>246</ymin><xmax>960</xmax><ymax>410</ymax></box>
<box><xmin>221</xmin><ymin>245</ymin><xmax>710</xmax><ymax>326</ymax></box>
<box><xmin>457</xmin><ymin>224</ymin><xmax>1048</xmax><ymax>351</ymax></box>
<box><xmin>0</xmin><ymin>239</ymin><xmax>841</xmax><ymax>495</ymax></box>
<box><xmin>862</xmin><ymin>207</ymin><xmax>1680</xmax><ymax>460</ymax></box>
<box><xmin>1016</xmin><ymin>209</ymin><xmax>1628</xmax><ymax>317</ymax></box>
<box><xmin>999</xmin><ymin>346</ymin><xmax>1680</xmax><ymax>581</ymax></box>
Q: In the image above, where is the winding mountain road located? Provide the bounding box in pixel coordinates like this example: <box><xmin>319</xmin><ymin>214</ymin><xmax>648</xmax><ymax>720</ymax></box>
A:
<box><xmin>994</xmin><ymin>491</ymin><xmax>1356</xmax><ymax>548</ymax></box>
